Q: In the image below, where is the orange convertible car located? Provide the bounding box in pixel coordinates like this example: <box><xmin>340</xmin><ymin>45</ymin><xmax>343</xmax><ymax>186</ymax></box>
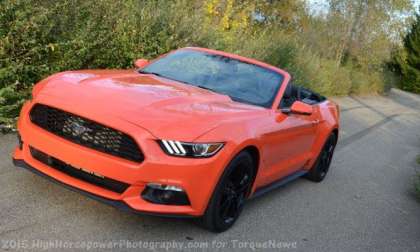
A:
<box><xmin>13</xmin><ymin>47</ymin><xmax>339</xmax><ymax>232</ymax></box>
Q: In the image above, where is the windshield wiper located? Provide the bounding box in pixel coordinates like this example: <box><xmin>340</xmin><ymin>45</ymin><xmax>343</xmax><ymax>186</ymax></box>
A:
<box><xmin>138</xmin><ymin>70</ymin><xmax>163</xmax><ymax>77</ymax></box>
<box><xmin>197</xmin><ymin>85</ymin><xmax>236</xmax><ymax>100</ymax></box>
<box><xmin>197</xmin><ymin>85</ymin><xmax>218</xmax><ymax>93</ymax></box>
<box><xmin>139</xmin><ymin>70</ymin><xmax>199</xmax><ymax>88</ymax></box>
<box><xmin>138</xmin><ymin>70</ymin><xmax>220</xmax><ymax>94</ymax></box>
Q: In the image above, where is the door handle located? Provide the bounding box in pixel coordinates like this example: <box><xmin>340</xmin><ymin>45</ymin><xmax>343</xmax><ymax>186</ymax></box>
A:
<box><xmin>311</xmin><ymin>119</ymin><xmax>320</xmax><ymax>125</ymax></box>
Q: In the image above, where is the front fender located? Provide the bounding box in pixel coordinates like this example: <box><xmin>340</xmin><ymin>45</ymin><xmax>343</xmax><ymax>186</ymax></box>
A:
<box><xmin>195</xmin><ymin>118</ymin><xmax>267</xmax><ymax>199</ymax></box>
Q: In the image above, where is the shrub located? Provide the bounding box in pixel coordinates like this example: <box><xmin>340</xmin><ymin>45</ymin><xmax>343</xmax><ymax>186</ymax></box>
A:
<box><xmin>0</xmin><ymin>0</ymin><xmax>196</xmax><ymax>128</ymax></box>
<box><xmin>0</xmin><ymin>0</ymin><xmax>393</xmax><ymax>129</ymax></box>
<box><xmin>395</xmin><ymin>14</ymin><xmax>420</xmax><ymax>93</ymax></box>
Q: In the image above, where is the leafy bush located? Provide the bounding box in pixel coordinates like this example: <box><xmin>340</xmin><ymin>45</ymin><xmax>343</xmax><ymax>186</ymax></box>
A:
<box><xmin>0</xmin><ymin>0</ymin><xmax>397</xmax><ymax>129</ymax></box>
<box><xmin>394</xmin><ymin>14</ymin><xmax>420</xmax><ymax>93</ymax></box>
<box><xmin>0</xmin><ymin>0</ymin><xmax>194</xmax><ymax>127</ymax></box>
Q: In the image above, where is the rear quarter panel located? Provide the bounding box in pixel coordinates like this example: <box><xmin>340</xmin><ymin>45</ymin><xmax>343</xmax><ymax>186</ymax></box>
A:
<box><xmin>305</xmin><ymin>100</ymin><xmax>340</xmax><ymax>169</ymax></box>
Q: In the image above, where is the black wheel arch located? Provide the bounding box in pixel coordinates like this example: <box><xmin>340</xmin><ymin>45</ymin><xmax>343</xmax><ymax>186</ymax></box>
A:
<box><xmin>240</xmin><ymin>145</ymin><xmax>260</xmax><ymax>196</ymax></box>
<box><xmin>331</xmin><ymin>128</ymin><xmax>339</xmax><ymax>145</ymax></box>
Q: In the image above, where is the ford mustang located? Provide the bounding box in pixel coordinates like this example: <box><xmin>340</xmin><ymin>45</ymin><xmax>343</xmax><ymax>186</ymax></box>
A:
<box><xmin>13</xmin><ymin>47</ymin><xmax>339</xmax><ymax>232</ymax></box>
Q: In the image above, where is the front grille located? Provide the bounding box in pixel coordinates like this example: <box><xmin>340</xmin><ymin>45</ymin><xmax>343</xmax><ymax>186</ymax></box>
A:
<box><xmin>29</xmin><ymin>104</ymin><xmax>144</xmax><ymax>163</ymax></box>
<box><xmin>30</xmin><ymin>146</ymin><xmax>130</xmax><ymax>194</ymax></box>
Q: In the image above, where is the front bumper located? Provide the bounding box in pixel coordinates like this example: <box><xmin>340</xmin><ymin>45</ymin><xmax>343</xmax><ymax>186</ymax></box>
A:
<box><xmin>13</xmin><ymin>158</ymin><xmax>194</xmax><ymax>218</ymax></box>
<box><xmin>14</xmin><ymin>101</ymin><xmax>232</xmax><ymax>217</ymax></box>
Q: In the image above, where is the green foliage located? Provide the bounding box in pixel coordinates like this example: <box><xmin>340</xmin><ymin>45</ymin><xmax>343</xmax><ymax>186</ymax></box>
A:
<box><xmin>236</xmin><ymin>31</ymin><xmax>353</xmax><ymax>96</ymax></box>
<box><xmin>0</xmin><ymin>84</ymin><xmax>28</xmax><ymax>127</ymax></box>
<box><xmin>0</xmin><ymin>0</ymin><xmax>193</xmax><ymax>128</ymax></box>
<box><xmin>395</xmin><ymin>14</ymin><xmax>420</xmax><ymax>93</ymax></box>
<box><xmin>0</xmin><ymin>0</ymin><xmax>414</xmax><ymax>128</ymax></box>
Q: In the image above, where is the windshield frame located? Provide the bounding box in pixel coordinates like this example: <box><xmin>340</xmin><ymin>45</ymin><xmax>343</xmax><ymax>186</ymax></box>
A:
<box><xmin>137</xmin><ymin>48</ymin><xmax>288</xmax><ymax>109</ymax></box>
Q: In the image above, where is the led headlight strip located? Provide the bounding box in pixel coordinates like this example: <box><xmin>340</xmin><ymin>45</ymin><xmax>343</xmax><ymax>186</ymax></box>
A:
<box><xmin>159</xmin><ymin>140</ymin><xmax>224</xmax><ymax>158</ymax></box>
<box><xmin>161</xmin><ymin>140</ymin><xmax>186</xmax><ymax>155</ymax></box>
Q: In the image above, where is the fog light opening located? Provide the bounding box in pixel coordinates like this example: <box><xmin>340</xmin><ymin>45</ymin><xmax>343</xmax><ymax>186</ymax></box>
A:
<box><xmin>141</xmin><ymin>183</ymin><xmax>190</xmax><ymax>206</ymax></box>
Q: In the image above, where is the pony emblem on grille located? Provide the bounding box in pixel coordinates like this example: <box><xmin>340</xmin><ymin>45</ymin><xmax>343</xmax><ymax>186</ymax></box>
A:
<box><xmin>69</xmin><ymin>121</ymin><xmax>90</xmax><ymax>136</ymax></box>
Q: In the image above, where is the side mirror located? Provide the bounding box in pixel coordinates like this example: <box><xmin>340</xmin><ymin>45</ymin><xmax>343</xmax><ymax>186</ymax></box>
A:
<box><xmin>281</xmin><ymin>101</ymin><xmax>313</xmax><ymax>115</ymax></box>
<box><xmin>134</xmin><ymin>59</ymin><xmax>149</xmax><ymax>68</ymax></box>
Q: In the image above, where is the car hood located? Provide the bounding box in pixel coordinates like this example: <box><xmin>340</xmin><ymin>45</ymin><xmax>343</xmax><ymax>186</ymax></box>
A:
<box><xmin>34</xmin><ymin>70</ymin><xmax>267</xmax><ymax>141</ymax></box>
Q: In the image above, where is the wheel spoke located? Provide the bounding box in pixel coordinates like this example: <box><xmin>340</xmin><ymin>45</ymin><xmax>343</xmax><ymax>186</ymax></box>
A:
<box><xmin>319</xmin><ymin>137</ymin><xmax>336</xmax><ymax>175</ymax></box>
<box><xmin>220</xmin><ymin>196</ymin><xmax>231</xmax><ymax>211</ymax></box>
<box><xmin>321</xmin><ymin>152</ymin><xmax>328</xmax><ymax>167</ymax></box>
<box><xmin>217</xmin><ymin>162</ymin><xmax>254</xmax><ymax>224</ymax></box>
<box><xmin>221</xmin><ymin>199</ymin><xmax>233</xmax><ymax>219</ymax></box>
<box><xmin>236</xmin><ymin>194</ymin><xmax>244</xmax><ymax>209</ymax></box>
<box><xmin>236</xmin><ymin>181</ymin><xmax>251</xmax><ymax>193</ymax></box>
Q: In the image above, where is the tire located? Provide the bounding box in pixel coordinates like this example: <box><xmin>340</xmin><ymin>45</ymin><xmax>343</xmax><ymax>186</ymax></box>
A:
<box><xmin>199</xmin><ymin>151</ymin><xmax>255</xmax><ymax>232</ymax></box>
<box><xmin>305</xmin><ymin>132</ymin><xmax>337</xmax><ymax>182</ymax></box>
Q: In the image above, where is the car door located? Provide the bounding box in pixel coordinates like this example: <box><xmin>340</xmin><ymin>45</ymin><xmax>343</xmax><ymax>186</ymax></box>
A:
<box><xmin>259</xmin><ymin>83</ymin><xmax>319</xmax><ymax>186</ymax></box>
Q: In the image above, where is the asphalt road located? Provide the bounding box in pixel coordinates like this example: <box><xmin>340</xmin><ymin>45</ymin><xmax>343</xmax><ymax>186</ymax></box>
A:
<box><xmin>1</xmin><ymin>89</ymin><xmax>419</xmax><ymax>251</ymax></box>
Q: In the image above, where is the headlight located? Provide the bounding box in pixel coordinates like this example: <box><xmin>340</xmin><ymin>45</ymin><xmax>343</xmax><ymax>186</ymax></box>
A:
<box><xmin>159</xmin><ymin>140</ymin><xmax>224</xmax><ymax>158</ymax></box>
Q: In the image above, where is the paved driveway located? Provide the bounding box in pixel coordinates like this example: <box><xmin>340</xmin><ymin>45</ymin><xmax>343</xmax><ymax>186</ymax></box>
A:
<box><xmin>1</xmin><ymin>89</ymin><xmax>419</xmax><ymax>251</ymax></box>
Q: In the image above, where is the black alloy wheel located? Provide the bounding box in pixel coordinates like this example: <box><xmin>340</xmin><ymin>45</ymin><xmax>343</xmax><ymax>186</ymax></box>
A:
<box><xmin>218</xmin><ymin>162</ymin><xmax>253</xmax><ymax>224</ymax></box>
<box><xmin>305</xmin><ymin>133</ymin><xmax>337</xmax><ymax>182</ymax></box>
<box><xmin>200</xmin><ymin>151</ymin><xmax>255</xmax><ymax>232</ymax></box>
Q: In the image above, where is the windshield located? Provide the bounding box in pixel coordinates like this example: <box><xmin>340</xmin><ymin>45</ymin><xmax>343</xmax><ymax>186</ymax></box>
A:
<box><xmin>140</xmin><ymin>50</ymin><xmax>283</xmax><ymax>108</ymax></box>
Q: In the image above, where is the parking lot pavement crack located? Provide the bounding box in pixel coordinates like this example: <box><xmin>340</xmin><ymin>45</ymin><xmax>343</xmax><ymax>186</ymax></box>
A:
<box><xmin>337</xmin><ymin>114</ymin><xmax>398</xmax><ymax>150</ymax></box>
<box><xmin>340</xmin><ymin>106</ymin><xmax>365</xmax><ymax>112</ymax></box>
<box><xmin>348</xmin><ymin>96</ymin><xmax>391</xmax><ymax>118</ymax></box>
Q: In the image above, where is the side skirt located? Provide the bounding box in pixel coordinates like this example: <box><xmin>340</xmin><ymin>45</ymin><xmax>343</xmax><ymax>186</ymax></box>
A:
<box><xmin>250</xmin><ymin>170</ymin><xmax>308</xmax><ymax>199</ymax></box>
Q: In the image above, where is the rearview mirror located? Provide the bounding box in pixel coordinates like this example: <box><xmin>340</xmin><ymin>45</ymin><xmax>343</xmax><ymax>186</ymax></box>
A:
<box><xmin>282</xmin><ymin>101</ymin><xmax>313</xmax><ymax>115</ymax></box>
<box><xmin>134</xmin><ymin>59</ymin><xmax>149</xmax><ymax>68</ymax></box>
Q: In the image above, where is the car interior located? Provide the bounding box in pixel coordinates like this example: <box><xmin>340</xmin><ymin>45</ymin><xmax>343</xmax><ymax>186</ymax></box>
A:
<box><xmin>280</xmin><ymin>82</ymin><xmax>326</xmax><ymax>109</ymax></box>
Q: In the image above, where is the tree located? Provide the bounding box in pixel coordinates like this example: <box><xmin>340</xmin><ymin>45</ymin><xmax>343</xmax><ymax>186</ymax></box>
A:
<box><xmin>309</xmin><ymin>0</ymin><xmax>413</xmax><ymax>67</ymax></box>
<box><xmin>397</xmin><ymin>14</ymin><xmax>420</xmax><ymax>93</ymax></box>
